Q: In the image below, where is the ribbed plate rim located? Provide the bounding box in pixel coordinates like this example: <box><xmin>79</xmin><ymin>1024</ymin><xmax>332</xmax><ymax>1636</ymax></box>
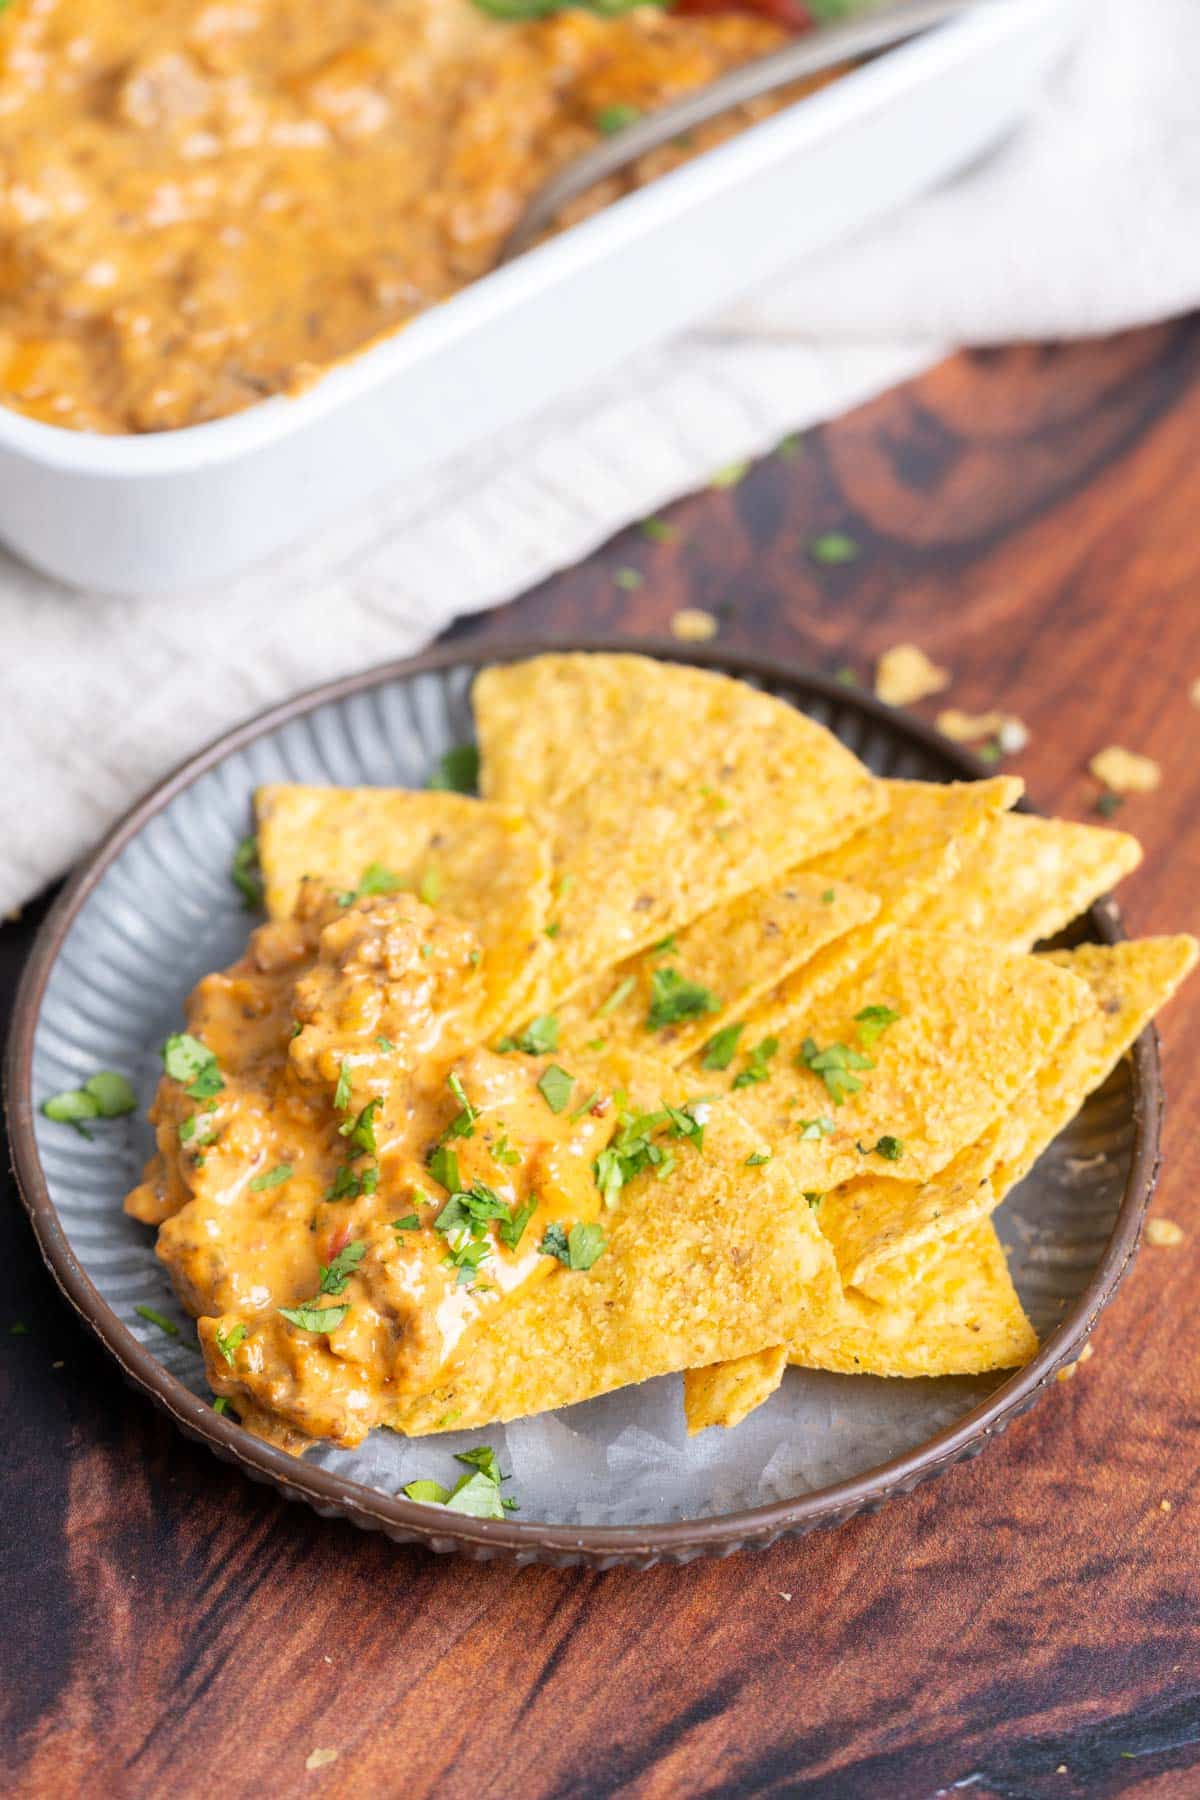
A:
<box><xmin>2</xmin><ymin>639</ymin><xmax>1162</xmax><ymax>1566</ymax></box>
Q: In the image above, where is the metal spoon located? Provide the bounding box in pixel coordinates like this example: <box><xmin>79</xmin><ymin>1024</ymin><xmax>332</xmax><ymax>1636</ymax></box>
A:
<box><xmin>496</xmin><ymin>0</ymin><xmax>981</xmax><ymax>264</ymax></box>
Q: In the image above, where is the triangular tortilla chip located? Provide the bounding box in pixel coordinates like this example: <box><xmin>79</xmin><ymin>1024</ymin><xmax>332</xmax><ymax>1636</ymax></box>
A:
<box><xmin>473</xmin><ymin>655</ymin><xmax>884</xmax><ymax>997</ymax></box>
<box><xmin>848</xmin><ymin>934</ymin><xmax>1197</xmax><ymax>1297</ymax></box>
<box><xmin>919</xmin><ymin>813</ymin><xmax>1142</xmax><ymax>951</ymax></box>
<box><xmin>556</xmin><ymin>875</ymin><xmax>879</xmax><ymax>1067</ymax></box>
<box><xmin>254</xmin><ymin>786</ymin><xmax>552</xmax><ymax>1029</ymax></box>
<box><xmin>788</xmin><ymin>1217</ymin><xmax>1037</xmax><ymax>1378</ymax></box>
<box><xmin>386</xmin><ymin>1101</ymin><xmax>840</xmax><ymax>1436</ymax></box>
<box><xmin>683</xmin><ymin>1345</ymin><xmax>788</xmax><ymax>1433</ymax></box>
<box><xmin>722</xmin><ymin>929</ymin><xmax>1087</xmax><ymax>1188</ymax></box>
<box><xmin>738</xmin><ymin>776</ymin><xmax>1022</xmax><ymax>1032</ymax></box>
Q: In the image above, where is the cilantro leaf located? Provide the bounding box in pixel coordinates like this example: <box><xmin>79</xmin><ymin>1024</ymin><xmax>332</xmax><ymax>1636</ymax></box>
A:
<box><xmin>215</xmin><ymin>1322</ymin><xmax>247</xmax><ymax>1366</ymax></box>
<box><xmin>135</xmin><ymin>1305</ymin><xmax>178</xmax><ymax>1338</ymax></box>
<box><xmin>319</xmin><ymin>1239</ymin><xmax>366</xmax><ymax>1294</ymax></box>
<box><xmin>595</xmin><ymin>975</ymin><xmax>636</xmax><ymax>1019</ymax></box>
<box><xmin>392</xmin><ymin>1214</ymin><xmax>421</xmax><ymax>1232</ymax></box>
<box><xmin>42</xmin><ymin>1088</ymin><xmax>100</xmax><ymax>1135</ymax></box>
<box><xmin>428</xmin><ymin>1143</ymin><xmax>461</xmax><ymax>1193</ymax></box>
<box><xmin>325</xmin><ymin>1161</ymin><xmax>379</xmax><ymax>1202</ymax></box>
<box><xmin>797</xmin><ymin>1115</ymin><xmax>836</xmax><ymax>1140</ymax></box>
<box><xmin>249</xmin><ymin>1163</ymin><xmax>292</xmax><ymax>1192</ymax></box>
<box><xmin>854</xmin><ymin>1004</ymin><xmax>902</xmax><ymax>1048</ymax></box>
<box><xmin>859</xmin><ymin>1135</ymin><xmax>904</xmax><ymax>1162</ymax></box>
<box><xmin>340</xmin><ymin>1096</ymin><xmax>382</xmax><ymax>1154</ymax></box>
<box><xmin>798</xmin><ymin>1038</ymin><xmax>874</xmax><ymax>1105</ymax></box>
<box><xmin>701</xmin><ymin>1023</ymin><xmax>744</xmax><ymax>1071</ymax></box>
<box><xmin>455</xmin><ymin>1445</ymin><xmax>503</xmax><ymax>1483</ymax></box>
<box><xmin>403</xmin><ymin>1479</ymin><xmax>452</xmax><ymax>1505</ymax></box>
<box><xmin>539</xmin><ymin>1220</ymin><xmax>606</xmax><ymax>1271</ymax></box>
<box><xmin>162</xmin><ymin>1034</ymin><xmax>223</xmax><ymax>1101</ymax></box>
<box><xmin>83</xmin><ymin>1071</ymin><xmax>138</xmax><ymax>1117</ymax></box>
<box><xmin>537</xmin><ymin>1064</ymin><xmax>575</xmax><ymax>1115</ymax></box>
<box><xmin>645</xmin><ymin>967</ymin><xmax>722</xmax><ymax>1032</ymax></box>
<box><xmin>745</xmin><ymin>1149</ymin><xmax>772</xmax><ymax>1167</ymax></box>
<box><xmin>428</xmin><ymin>744</ymin><xmax>480</xmax><ymax>795</ymax></box>
<box><xmin>231</xmin><ymin>835</ymin><xmax>264</xmax><ymax>909</ymax></box>
<box><xmin>333</xmin><ymin>1061</ymin><xmax>352</xmax><ymax>1112</ymax></box>
<box><xmin>732</xmin><ymin>1035</ymin><xmax>779</xmax><ymax>1090</ymax></box>
<box><xmin>498</xmin><ymin>1196</ymin><xmax>537</xmax><ymax>1252</ymax></box>
<box><xmin>279</xmin><ymin>1301</ymin><xmax>349</xmax><ymax>1334</ymax></box>
<box><xmin>443</xmin><ymin>1072</ymin><xmax>478</xmax><ymax>1140</ymax></box>
<box><xmin>496</xmin><ymin>1015</ymin><xmax>560</xmax><ymax>1056</ymax></box>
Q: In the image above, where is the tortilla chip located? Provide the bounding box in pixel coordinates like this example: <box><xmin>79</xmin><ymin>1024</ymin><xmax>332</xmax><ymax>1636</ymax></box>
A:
<box><xmin>473</xmin><ymin>655</ymin><xmax>884</xmax><ymax>996</ymax></box>
<box><xmin>919</xmin><ymin>813</ymin><xmax>1142</xmax><ymax>951</ymax></box>
<box><xmin>683</xmin><ymin>1345</ymin><xmax>788</xmax><ymax>1433</ymax></box>
<box><xmin>788</xmin><ymin>1217</ymin><xmax>1037</xmax><ymax>1378</ymax></box>
<box><xmin>842</xmin><ymin>935</ymin><xmax>1196</xmax><ymax>1298</ymax></box>
<box><xmin>386</xmin><ymin>1102</ymin><xmax>840</xmax><ymax>1436</ymax></box>
<box><xmin>556</xmin><ymin>875</ymin><xmax>879</xmax><ymax>1067</ymax></box>
<box><xmin>254</xmin><ymin>786</ymin><xmax>552</xmax><ymax>1029</ymax></box>
<box><xmin>723</xmin><ymin>929</ymin><xmax>1088</xmax><ymax>1189</ymax></box>
<box><xmin>740</xmin><ymin>776</ymin><xmax>1022</xmax><ymax>1032</ymax></box>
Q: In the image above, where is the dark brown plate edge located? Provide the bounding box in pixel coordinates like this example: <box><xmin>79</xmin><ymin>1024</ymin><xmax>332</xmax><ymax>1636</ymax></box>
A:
<box><xmin>2</xmin><ymin>637</ymin><xmax>1162</xmax><ymax>1568</ymax></box>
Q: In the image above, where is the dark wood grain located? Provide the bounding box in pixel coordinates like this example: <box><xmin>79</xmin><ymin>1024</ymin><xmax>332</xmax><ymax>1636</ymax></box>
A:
<box><xmin>5</xmin><ymin>319</ymin><xmax>1200</xmax><ymax>1800</ymax></box>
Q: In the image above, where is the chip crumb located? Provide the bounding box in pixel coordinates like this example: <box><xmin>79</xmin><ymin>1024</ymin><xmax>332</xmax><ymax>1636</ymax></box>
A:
<box><xmin>997</xmin><ymin>717</ymin><xmax>1030</xmax><ymax>755</ymax></box>
<box><xmin>1189</xmin><ymin>678</ymin><xmax>1200</xmax><ymax>709</ymax></box>
<box><xmin>671</xmin><ymin>608</ymin><xmax>719</xmax><ymax>644</ymax></box>
<box><xmin>1056</xmin><ymin>1766</ymin><xmax>1068</xmax><ymax>1776</ymax></box>
<box><xmin>1089</xmin><ymin>746</ymin><xmax>1161</xmax><ymax>794</ymax></box>
<box><xmin>937</xmin><ymin>708</ymin><xmax>1007</xmax><ymax>743</ymax></box>
<box><xmin>779</xmin><ymin>1591</ymin><xmax>792</xmax><ymax>1601</ymax></box>
<box><xmin>305</xmin><ymin>1749</ymin><xmax>338</xmax><ymax>1772</ymax></box>
<box><xmin>1056</xmin><ymin>1361</ymin><xmax>1078</xmax><ymax>1382</ymax></box>
<box><xmin>1077</xmin><ymin>1342</ymin><xmax>1093</xmax><ymax>1364</ymax></box>
<box><xmin>1145</xmin><ymin>1217</ymin><xmax>1183</xmax><ymax>1247</ymax></box>
<box><xmin>1160</xmin><ymin>1498</ymin><xmax>1172</xmax><ymax>1513</ymax></box>
<box><xmin>875</xmin><ymin>645</ymin><xmax>950</xmax><ymax>708</ymax></box>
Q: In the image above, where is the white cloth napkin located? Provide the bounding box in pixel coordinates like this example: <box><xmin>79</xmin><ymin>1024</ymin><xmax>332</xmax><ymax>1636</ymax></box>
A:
<box><xmin>3</xmin><ymin>0</ymin><xmax>1197</xmax><ymax>915</ymax></box>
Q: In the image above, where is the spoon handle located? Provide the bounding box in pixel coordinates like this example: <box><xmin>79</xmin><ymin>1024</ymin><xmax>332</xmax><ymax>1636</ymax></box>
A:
<box><xmin>497</xmin><ymin>0</ymin><xmax>983</xmax><ymax>265</ymax></box>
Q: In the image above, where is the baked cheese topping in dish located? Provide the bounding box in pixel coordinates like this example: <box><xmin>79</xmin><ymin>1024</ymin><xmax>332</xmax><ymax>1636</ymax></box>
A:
<box><xmin>0</xmin><ymin>0</ymin><xmax>800</xmax><ymax>434</ymax></box>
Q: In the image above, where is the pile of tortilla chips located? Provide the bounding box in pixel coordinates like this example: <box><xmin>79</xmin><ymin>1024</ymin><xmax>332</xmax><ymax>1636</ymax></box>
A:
<box><xmin>253</xmin><ymin>654</ymin><xmax>1195</xmax><ymax>1441</ymax></box>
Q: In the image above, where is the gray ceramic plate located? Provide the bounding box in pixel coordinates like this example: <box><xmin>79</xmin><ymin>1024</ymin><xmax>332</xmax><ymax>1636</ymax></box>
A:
<box><xmin>5</xmin><ymin>643</ymin><xmax>1160</xmax><ymax>1568</ymax></box>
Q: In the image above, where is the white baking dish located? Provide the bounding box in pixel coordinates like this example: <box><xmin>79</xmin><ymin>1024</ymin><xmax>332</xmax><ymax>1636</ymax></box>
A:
<box><xmin>0</xmin><ymin>0</ymin><xmax>1085</xmax><ymax>598</ymax></box>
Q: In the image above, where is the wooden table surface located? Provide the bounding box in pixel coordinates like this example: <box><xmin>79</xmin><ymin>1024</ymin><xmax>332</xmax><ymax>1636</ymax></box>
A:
<box><xmin>4</xmin><ymin>319</ymin><xmax>1199</xmax><ymax>1800</ymax></box>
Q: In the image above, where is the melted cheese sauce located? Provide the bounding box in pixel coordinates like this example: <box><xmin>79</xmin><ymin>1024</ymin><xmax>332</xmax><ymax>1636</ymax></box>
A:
<box><xmin>126</xmin><ymin>885</ymin><xmax>613</xmax><ymax>1452</ymax></box>
<box><xmin>0</xmin><ymin>0</ymin><xmax>788</xmax><ymax>433</ymax></box>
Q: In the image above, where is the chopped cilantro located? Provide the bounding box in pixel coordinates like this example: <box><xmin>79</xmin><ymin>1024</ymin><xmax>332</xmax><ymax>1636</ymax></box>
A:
<box><xmin>135</xmin><ymin>1305</ymin><xmax>178</xmax><ymax>1338</ymax></box>
<box><xmin>645</xmin><ymin>966</ymin><xmax>721</xmax><ymax>1032</ymax></box>
<box><xmin>1095</xmin><ymin>791</ymin><xmax>1125</xmax><ymax>818</ymax></box>
<box><xmin>429</xmin><ymin>743</ymin><xmax>480</xmax><ymax>794</ymax></box>
<box><xmin>325</xmin><ymin>1162</ymin><xmax>379</xmax><ymax>1202</ymax></box>
<box><xmin>428</xmin><ymin>1143</ymin><xmax>461</xmax><ymax>1193</ymax></box>
<box><xmin>641</xmin><ymin>517</ymin><xmax>676</xmax><ymax>544</ymax></box>
<box><xmin>977</xmin><ymin>742</ymin><xmax>1002</xmax><ymax>765</ymax></box>
<box><xmin>835</xmin><ymin>666</ymin><xmax>859</xmax><ymax>687</ymax></box>
<box><xmin>569</xmin><ymin>1090</ymin><xmax>602</xmax><ymax>1122</ymax></box>
<box><xmin>319</xmin><ymin>1240</ymin><xmax>366</xmax><ymax>1295</ymax></box>
<box><xmin>745</xmin><ymin>1149</ymin><xmax>772</xmax><ymax>1167</ymax></box>
<box><xmin>403</xmin><ymin>1478</ymin><xmax>452</xmax><ymax>1505</ymax></box>
<box><xmin>418</xmin><ymin>866</ymin><xmax>441</xmax><ymax>906</ymax></box>
<box><xmin>613</xmin><ymin>566</ymin><xmax>643</xmax><ymax>591</ymax></box>
<box><xmin>231</xmin><ymin>835</ymin><xmax>263</xmax><ymax>909</ymax></box>
<box><xmin>732</xmin><ymin>1035</ymin><xmax>779</xmax><ymax>1090</ymax></box>
<box><xmin>215</xmin><ymin>1322</ymin><xmax>247</xmax><ymax>1367</ymax></box>
<box><xmin>584</xmin><ymin>1038</ymin><xmax>607</xmax><ymax>1053</ymax></box>
<box><xmin>797</xmin><ymin>1115</ymin><xmax>836</xmax><ymax>1140</ymax></box>
<box><xmin>497</xmin><ymin>1014</ymin><xmax>559</xmax><ymax>1056</ymax></box>
<box><xmin>859</xmin><ymin>1135</ymin><xmax>904</xmax><ymax>1161</ymax></box>
<box><xmin>537</xmin><ymin>1064</ymin><xmax>575</xmax><ymax>1114</ymax></box>
<box><xmin>544</xmin><ymin>922</ymin><xmax>561</xmax><ymax>939</ymax></box>
<box><xmin>649</xmin><ymin>933</ymin><xmax>678</xmax><ymax>956</ymax></box>
<box><xmin>359</xmin><ymin>862</ymin><xmax>403</xmax><ymax>896</ymax></box>
<box><xmin>279</xmin><ymin>1301</ymin><xmax>349</xmax><ymax>1334</ymax></box>
<box><xmin>809</xmin><ymin>531</ymin><xmax>859</xmax><ymax>566</ymax></box>
<box><xmin>805</xmin><ymin>1192</ymin><xmax>824</xmax><ymax>1209</ymax></box>
<box><xmin>392</xmin><ymin>1214</ymin><xmax>421</xmax><ymax>1232</ymax></box>
<box><xmin>539</xmin><ymin>1220</ymin><xmax>606</xmax><ymax>1271</ymax></box>
<box><xmin>798</xmin><ymin>1037</ymin><xmax>874</xmax><ymax>1105</ymax></box>
<box><xmin>854</xmin><ymin>1004</ymin><xmax>901</xmax><ymax>1048</ymax></box>
<box><xmin>403</xmin><ymin>1446</ymin><xmax>516</xmax><ymax>1518</ymax></box>
<box><xmin>340</xmin><ymin>1096</ymin><xmax>382</xmax><ymax>1154</ymax></box>
<box><xmin>596</xmin><ymin>102</ymin><xmax>641</xmax><ymax>135</ymax></box>
<box><xmin>249</xmin><ymin>1163</ymin><xmax>293</xmax><ymax>1192</ymax></box>
<box><xmin>163</xmin><ymin>1034</ymin><xmax>223</xmax><ymax>1101</ymax></box>
<box><xmin>491</xmin><ymin>1133</ymin><xmax>521</xmax><ymax>1167</ymax></box>
<box><xmin>82</xmin><ymin>1070</ymin><xmax>138</xmax><ymax>1117</ymax></box>
<box><xmin>376</xmin><ymin>1036</ymin><xmax>394</xmax><ymax>1052</ymax></box>
<box><xmin>42</xmin><ymin>1089</ymin><xmax>99</xmax><ymax>1135</ymax></box>
<box><xmin>821</xmin><ymin>888</ymin><xmax>836</xmax><ymax>905</ymax></box>
<box><xmin>456</xmin><ymin>1445</ymin><xmax>502</xmax><ymax>1483</ymax></box>
<box><xmin>212</xmin><ymin>1397</ymin><xmax>231</xmax><ymax>1416</ymax></box>
<box><xmin>333</xmin><ymin>1061</ymin><xmax>352</xmax><ymax>1112</ymax></box>
<box><xmin>710</xmin><ymin>461</ymin><xmax>749</xmax><ymax>489</ymax></box>
<box><xmin>593</xmin><ymin>1097</ymin><xmax>706</xmax><ymax>1207</ymax></box>
<box><xmin>498</xmin><ymin>1196</ymin><xmax>538</xmax><ymax>1252</ymax></box>
<box><xmin>443</xmin><ymin>1072</ymin><xmax>478</xmax><ymax>1139</ymax></box>
<box><xmin>596</xmin><ymin>975</ymin><xmax>636</xmax><ymax>1019</ymax></box>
